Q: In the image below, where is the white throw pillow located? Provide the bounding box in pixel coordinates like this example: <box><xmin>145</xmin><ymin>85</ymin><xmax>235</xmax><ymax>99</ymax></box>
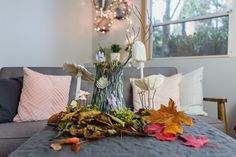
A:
<box><xmin>180</xmin><ymin>67</ymin><xmax>208</xmax><ymax>116</ymax></box>
<box><xmin>131</xmin><ymin>74</ymin><xmax>182</xmax><ymax>112</ymax></box>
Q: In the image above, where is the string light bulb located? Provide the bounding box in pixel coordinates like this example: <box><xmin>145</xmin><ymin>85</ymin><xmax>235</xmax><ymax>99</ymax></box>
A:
<box><xmin>93</xmin><ymin>0</ymin><xmax>131</xmax><ymax>34</ymax></box>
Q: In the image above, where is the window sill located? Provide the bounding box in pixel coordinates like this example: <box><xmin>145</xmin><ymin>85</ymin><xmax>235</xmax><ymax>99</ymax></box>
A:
<box><xmin>151</xmin><ymin>54</ymin><xmax>232</xmax><ymax>60</ymax></box>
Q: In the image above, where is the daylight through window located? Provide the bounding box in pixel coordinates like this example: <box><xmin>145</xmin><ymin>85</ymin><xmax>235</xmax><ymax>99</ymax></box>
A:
<box><xmin>151</xmin><ymin>0</ymin><xmax>232</xmax><ymax>58</ymax></box>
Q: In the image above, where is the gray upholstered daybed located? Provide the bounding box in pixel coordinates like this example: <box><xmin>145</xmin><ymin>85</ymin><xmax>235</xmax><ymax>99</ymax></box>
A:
<box><xmin>0</xmin><ymin>66</ymin><xmax>229</xmax><ymax>157</ymax></box>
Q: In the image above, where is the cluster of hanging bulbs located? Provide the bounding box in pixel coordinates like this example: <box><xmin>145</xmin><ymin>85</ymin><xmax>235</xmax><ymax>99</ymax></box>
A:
<box><xmin>93</xmin><ymin>0</ymin><xmax>132</xmax><ymax>34</ymax></box>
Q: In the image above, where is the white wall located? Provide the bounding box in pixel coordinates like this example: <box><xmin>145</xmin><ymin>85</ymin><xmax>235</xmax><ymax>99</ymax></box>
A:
<box><xmin>92</xmin><ymin>1</ymin><xmax>236</xmax><ymax>137</ymax></box>
<box><xmin>0</xmin><ymin>0</ymin><xmax>93</xmax><ymax>67</ymax></box>
<box><xmin>92</xmin><ymin>1</ymin><xmax>141</xmax><ymax>55</ymax></box>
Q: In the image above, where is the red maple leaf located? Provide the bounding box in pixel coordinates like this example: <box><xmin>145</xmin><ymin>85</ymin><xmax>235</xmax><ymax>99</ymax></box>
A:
<box><xmin>145</xmin><ymin>123</ymin><xmax>164</xmax><ymax>134</ymax></box>
<box><xmin>145</xmin><ymin>123</ymin><xmax>176</xmax><ymax>141</ymax></box>
<box><xmin>155</xmin><ymin>132</ymin><xmax>176</xmax><ymax>141</ymax></box>
<box><xmin>180</xmin><ymin>134</ymin><xmax>209</xmax><ymax>148</ymax></box>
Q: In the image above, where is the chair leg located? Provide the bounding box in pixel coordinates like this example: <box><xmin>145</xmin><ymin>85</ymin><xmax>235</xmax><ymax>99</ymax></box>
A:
<box><xmin>217</xmin><ymin>102</ymin><xmax>228</xmax><ymax>133</ymax></box>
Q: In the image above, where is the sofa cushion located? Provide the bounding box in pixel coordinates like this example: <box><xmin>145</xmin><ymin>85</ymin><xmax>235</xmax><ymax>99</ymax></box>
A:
<box><xmin>0</xmin><ymin>77</ymin><xmax>23</xmax><ymax>123</ymax></box>
<box><xmin>194</xmin><ymin>115</ymin><xmax>225</xmax><ymax>132</ymax></box>
<box><xmin>0</xmin><ymin>67</ymin><xmax>77</xmax><ymax>103</ymax></box>
<box><xmin>0</xmin><ymin>138</ymin><xmax>27</xmax><ymax>157</ymax></box>
<box><xmin>131</xmin><ymin>74</ymin><xmax>182</xmax><ymax>112</ymax></box>
<box><xmin>180</xmin><ymin>67</ymin><xmax>208</xmax><ymax>116</ymax></box>
<box><xmin>0</xmin><ymin>120</ymin><xmax>47</xmax><ymax>139</ymax></box>
<box><xmin>0</xmin><ymin>121</ymin><xmax>46</xmax><ymax>157</ymax></box>
<box><xmin>14</xmin><ymin>67</ymin><xmax>71</xmax><ymax>122</ymax></box>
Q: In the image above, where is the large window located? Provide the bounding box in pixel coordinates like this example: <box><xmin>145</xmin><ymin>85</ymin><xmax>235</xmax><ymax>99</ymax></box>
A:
<box><xmin>150</xmin><ymin>0</ymin><xmax>233</xmax><ymax>58</ymax></box>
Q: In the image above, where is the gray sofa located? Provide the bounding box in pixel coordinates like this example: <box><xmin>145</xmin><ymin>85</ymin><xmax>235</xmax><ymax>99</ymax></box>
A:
<box><xmin>0</xmin><ymin>66</ymin><xmax>225</xmax><ymax>157</ymax></box>
<box><xmin>0</xmin><ymin>67</ymin><xmax>77</xmax><ymax>157</ymax></box>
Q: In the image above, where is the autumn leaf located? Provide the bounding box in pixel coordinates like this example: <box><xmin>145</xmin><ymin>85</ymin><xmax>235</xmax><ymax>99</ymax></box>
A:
<box><xmin>164</xmin><ymin>118</ymin><xmax>183</xmax><ymax>134</ymax></box>
<box><xmin>79</xmin><ymin>111</ymin><xmax>101</xmax><ymax>121</ymax></box>
<box><xmin>51</xmin><ymin>137</ymin><xmax>82</xmax><ymax>153</ymax></box>
<box><xmin>61</xmin><ymin>110</ymin><xmax>78</xmax><ymax>121</ymax></box>
<box><xmin>50</xmin><ymin>143</ymin><xmax>62</xmax><ymax>151</ymax></box>
<box><xmin>53</xmin><ymin>137</ymin><xmax>81</xmax><ymax>145</ymax></box>
<box><xmin>145</xmin><ymin>123</ymin><xmax>176</xmax><ymax>141</ymax></box>
<box><xmin>155</xmin><ymin>132</ymin><xmax>176</xmax><ymax>141</ymax></box>
<box><xmin>71</xmin><ymin>143</ymin><xmax>81</xmax><ymax>153</ymax></box>
<box><xmin>48</xmin><ymin>112</ymin><xmax>63</xmax><ymax>124</ymax></box>
<box><xmin>144</xmin><ymin>123</ymin><xmax>164</xmax><ymax>134</ymax></box>
<box><xmin>143</xmin><ymin>99</ymin><xmax>193</xmax><ymax>134</ymax></box>
<box><xmin>159</xmin><ymin>99</ymin><xmax>177</xmax><ymax>114</ymax></box>
<box><xmin>180</xmin><ymin>134</ymin><xmax>209</xmax><ymax>148</ymax></box>
<box><xmin>142</xmin><ymin>110</ymin><xmax>163</xmax><ymax>124</ymax></box>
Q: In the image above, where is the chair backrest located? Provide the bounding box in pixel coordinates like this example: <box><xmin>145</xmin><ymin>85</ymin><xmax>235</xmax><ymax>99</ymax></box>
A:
<box><xmin>81</xmin><ymin>66</ymin><xmax>178</xmax><ymax>109</ymax></box>
<box><xmin>0</xmin><ymin>67</ymin><xmax>77</xmax><ymax>103</ymax></box>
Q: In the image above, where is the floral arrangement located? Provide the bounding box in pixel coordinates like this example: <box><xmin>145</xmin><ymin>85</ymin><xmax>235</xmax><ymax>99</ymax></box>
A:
<box><xmin>48</xmin><ymin>98</ymin><xmax>209</xmax><ymax>153</ymax></box>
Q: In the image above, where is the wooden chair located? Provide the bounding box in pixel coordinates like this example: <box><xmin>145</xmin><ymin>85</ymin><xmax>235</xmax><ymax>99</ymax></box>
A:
<box><xmin>203</xmin><ymin>98</ymin><xmax>228</xmax><ymax>133</ymax></box>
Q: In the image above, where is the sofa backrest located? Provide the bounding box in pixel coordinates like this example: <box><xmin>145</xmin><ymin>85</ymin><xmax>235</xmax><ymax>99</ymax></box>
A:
<box><xmin>0</xmin><ymin>67</ymin><xmax>77</xmax><ymax>103</ymax></box>
<box><xmin>81</xmin><ymin>66</ymin><xmax>178</xmax><ymax>109</ymax></box>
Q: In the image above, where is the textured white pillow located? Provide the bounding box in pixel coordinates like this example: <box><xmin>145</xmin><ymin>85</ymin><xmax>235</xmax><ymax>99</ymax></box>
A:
<box><xmin>180</xmin><ymin>67</ymin><xmax>208</xmax><ymax>116</ymax></box>
<box><xmin>131</xmin><ymin>74</ymin><xmax>182</xmax><ymax>112</ymax></box>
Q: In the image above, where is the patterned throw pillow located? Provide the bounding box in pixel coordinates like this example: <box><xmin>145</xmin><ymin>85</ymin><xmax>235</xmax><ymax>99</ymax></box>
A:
<box><xmin>14</xmin><ymin>67</ymin><xmax>71</xmax><ymax>122</ymax></box>
<box><xmin>131</xmin><ymin>74</ymin><xmax>182</xmax><ymax>112</ymax></box>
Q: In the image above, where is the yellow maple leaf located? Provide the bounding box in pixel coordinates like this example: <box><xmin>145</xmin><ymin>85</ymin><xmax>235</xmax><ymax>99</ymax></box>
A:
<box><xmin>143</xmin><ymin>98</ymin><xmax>193</xmax><ymax>135</ymax></box>
<box><xmin>142</xmin><ymin>109</ymin><xmax>163</xmax><ymax>123</ymax></box>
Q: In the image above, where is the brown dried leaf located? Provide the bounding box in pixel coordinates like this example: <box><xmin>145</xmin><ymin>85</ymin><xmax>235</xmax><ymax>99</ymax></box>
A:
<box><xmin>48</xmin><ymin>112</ymin><xmax>63</xmax><ymax>124</ymax></box>
<box><xmin>61</xmin><ymin>110</ymin><xmax>78</xmax><ymax>121</ymax></box>
<box><xmin>71</xmin><ymin>143</ymin><xmax>81</xmax><ymax>153</ymax></box>
<box><xmin>50</xmin><ymin>143</ymin><xmax>62</xmax><ymax>151</ymax></box>
<box><xmin>79</xmin><ymin>111</ymin><xmax>101</xmax><ymax>121</ymax></box>
<box><xmin>53</xmin><ymin>137</ymin><xmax>80</xmax><ymax>145</ymax></box>
<box><xmin>142</xmin><ymin>109</ymin><xmax>163</xmax><ymax>124</ymax></box>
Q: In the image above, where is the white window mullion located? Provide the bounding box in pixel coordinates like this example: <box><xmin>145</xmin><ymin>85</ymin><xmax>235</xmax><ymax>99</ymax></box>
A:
<box><xmin>153</xmin><ymin>11</ymin><xmax>231</xmax><ymax>27</ymax></box>
<box><xmin>230</xmin><ymin>0</ymin><xmax>236</xmax><ymax>56</ymax></box>
<box><xmin>228</xmin><ymin>11</ymin><xmax>233</xmax><ymax>56</ymax></box>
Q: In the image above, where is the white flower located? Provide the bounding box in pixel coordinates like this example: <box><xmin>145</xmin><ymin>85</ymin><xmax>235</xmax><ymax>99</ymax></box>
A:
<box><xmin>76</xmin><ymin>90</ymin><xmax>91</xmax><ymax>100</ymax></box>
<box><xmin>69</xmin><ymin>100</ymin><xmax>78</xmax><ymax>108</ymax></box>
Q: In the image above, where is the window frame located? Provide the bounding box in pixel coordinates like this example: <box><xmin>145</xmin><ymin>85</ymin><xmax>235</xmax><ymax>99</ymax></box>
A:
<box><xmin>142</xmin><ymin>0</ymin><xmax>235</xmax><ymax>60</ymax></box>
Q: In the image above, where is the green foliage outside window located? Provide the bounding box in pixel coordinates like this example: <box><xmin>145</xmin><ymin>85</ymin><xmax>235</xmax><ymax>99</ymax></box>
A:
<box><xmin>152</xmin><ymin>0</ymin><xmax>231</xmax><ymax>57</ymax></box>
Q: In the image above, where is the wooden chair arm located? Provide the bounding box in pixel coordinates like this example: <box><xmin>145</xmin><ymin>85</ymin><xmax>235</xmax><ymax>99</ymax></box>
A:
<box><xmin>203</xmin><ymin>97</ymin><xmax>228</xmax><ymax>133</ymax></box>
<box><xmin>203</xmin><ymin>97</ymin><xmax>227</xmax><ymax>103</ymax></box>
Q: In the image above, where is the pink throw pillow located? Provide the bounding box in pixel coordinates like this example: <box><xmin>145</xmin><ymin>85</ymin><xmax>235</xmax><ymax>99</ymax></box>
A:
<box><xmin>14</xmin><ymin>67</ymin><xmax>71</xmax><ymax>122</ymax></box>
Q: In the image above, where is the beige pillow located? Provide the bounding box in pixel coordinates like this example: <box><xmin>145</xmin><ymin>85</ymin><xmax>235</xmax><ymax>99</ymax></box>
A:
<box><xmin>14</xmin><ymin>67</ymin><xmax>71</xmax><ymax>122</ymax></box>
<box><xmin>180</xmin><ymin>67</ymin><xmax>207</xmax><ymax>116</ymax></box>
<box><xmin>131</xmin><ymin>74</ymin><xmax>182</xmax><ymax>112</ymax></box>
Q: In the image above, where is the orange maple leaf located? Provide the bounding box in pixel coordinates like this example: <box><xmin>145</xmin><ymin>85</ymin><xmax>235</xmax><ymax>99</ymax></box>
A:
<box><xmin>143</xmin><ymin>99</ymin><xmax>193</xmax><ymax>135</ymax></box>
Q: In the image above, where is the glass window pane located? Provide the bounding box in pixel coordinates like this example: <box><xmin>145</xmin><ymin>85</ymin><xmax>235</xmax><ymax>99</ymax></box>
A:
<box><xmin>152</xmin><ymin>16</ymin><xmax>229</xmax><ymax>58</ymax></box>
<box><xmin>152</xmin><ymin>0</ymin><xmax>232</xmax><ymax>24</ymax></box>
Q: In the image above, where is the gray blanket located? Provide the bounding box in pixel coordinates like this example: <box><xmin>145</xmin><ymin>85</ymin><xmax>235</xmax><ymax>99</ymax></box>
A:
<box><xmin>9</xmin><ymin>117</ymin><xmax>236</xmax><ymax>157</ymax></box>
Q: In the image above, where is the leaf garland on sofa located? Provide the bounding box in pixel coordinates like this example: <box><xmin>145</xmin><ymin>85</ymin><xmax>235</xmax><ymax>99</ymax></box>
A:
<box><xmin>48</xmin><ymin>99</ymin><xmax>208</xmax><ymax>153</ymax></box>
